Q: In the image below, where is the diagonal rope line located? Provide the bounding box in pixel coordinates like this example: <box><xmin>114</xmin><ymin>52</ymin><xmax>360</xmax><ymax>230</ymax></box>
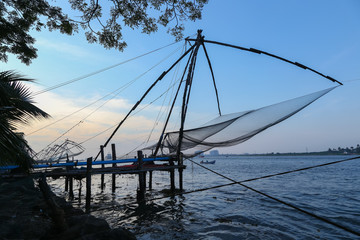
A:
<box><xmin>40</xmin><ymin>78</ymin><xmax>182</xmax><ymax>157</ymax></box>
<box><xmin>92</xmin><ymin>155</ymin><xmax>360</xmax><ymax>225</ymax></box>
<box><xmin>186</xmin><ymin>156</ymin><xmax>360</xmax><ymax>237</ymax></box>
<box><xmin>236</xmin><ymin>155</ymin><xmax>360</xmax><ymax>183</ymax></box>
<box><xmin>33</xmin><ymin>41</ymin><xmax>180</xmax><ymax>95</ymax></box>
<box><xmin>28</xmin><ymin>45</ymin><xmax>183</xmax><ymax>136</ymax></box>
<box><xmin>72</xmin><ymin>76</ymin><xmax>184</xmax><ymax>152</ymax></box>
<box><xmin>33</xmin><ymin>46</ymin><xmax>184</xmax><ymax>159</ymax></box>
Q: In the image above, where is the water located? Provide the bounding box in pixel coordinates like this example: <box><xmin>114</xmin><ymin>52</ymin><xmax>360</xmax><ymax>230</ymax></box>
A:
<box><xmin>49</xmin><ymin>155</ymin><xmax>360</xmax><ymax>239</ymax></box>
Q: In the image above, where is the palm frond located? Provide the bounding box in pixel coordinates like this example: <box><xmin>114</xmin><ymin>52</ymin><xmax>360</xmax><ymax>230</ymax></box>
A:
<box><xmin>0</xmin><ymin>70</ymin><xmax>50</xmax><ymax>170</ymax></box>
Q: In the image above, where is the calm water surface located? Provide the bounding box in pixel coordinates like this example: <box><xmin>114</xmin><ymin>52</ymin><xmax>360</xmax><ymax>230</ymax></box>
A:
<box><xmin>49</xmin><ymin>155</ymin><xmax>360</xmax><ymax>239</ymax></box>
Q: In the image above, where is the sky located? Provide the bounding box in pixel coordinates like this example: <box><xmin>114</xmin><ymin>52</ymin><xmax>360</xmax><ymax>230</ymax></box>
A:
<box><xmin>1</xmin><ymin>0</ymin><xmax>360</xmax><ymax>159</ymax></box>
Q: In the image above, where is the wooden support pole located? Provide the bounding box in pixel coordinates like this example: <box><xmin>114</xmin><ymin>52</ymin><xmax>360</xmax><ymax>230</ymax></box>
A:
<box><xmin>111</xmin><ymin>144</ymin><xmax>117</xmax><ymax>193</ymax></box>
<box><xmin>69</xmin><ymin>172</ymin><xmax>74</xmax><ymax>200</ymax></box>
<box><xmin>78</xmin><ymin>179</ymin><xmax>82</xmax><ymax>203</ymax></box>
<box><xmin>149</xmin><ymin>171</ymin><xmax>153</xmax><ymax>191</ymax></box>
<box><xmin>170</xmin><ymin>159</ymin><xmax>175</xmax><ymax>192</ymax></box>
<box><xmin>65</xmin><ymin>177</ymin><xmax>68</xmax><ymax>191</ymax></box>
<box><xmin>178</xmin><ymin>154</ymin><xmax>183</xmax><ymax>191</ymax></box>
<box><xmin>100</xmin><ymin>145</ymin><xmax>105</xmax><ymax>191</ymax></box>
<box><xmin>85</xmin><ymin>157</ymin><xmax>92</xmax><ymax>213</ymax></box>
<box><xmin>137</xmin><ymin>151</ymin><xmax>146</xmax><ymax>203</ymax></box>
<box><xmin>65</xmin><ymin>155</ymin><xmax>69</xmax><ymax>192</ymax></box>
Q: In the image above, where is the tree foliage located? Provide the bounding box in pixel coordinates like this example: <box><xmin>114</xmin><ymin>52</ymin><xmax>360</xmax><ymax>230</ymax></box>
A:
<box><xmin>0</xmin><ymin>0</ymin><xmax>208</xmax><ymax>65</ymax></box>
<box><xmin>0</xmin><ymin>70</ymin><xmax>50</xmax><ymax>170</ymax></box>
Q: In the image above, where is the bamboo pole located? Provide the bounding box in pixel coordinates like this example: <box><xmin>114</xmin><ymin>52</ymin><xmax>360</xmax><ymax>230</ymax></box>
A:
<box><xmin>149</xmin><ymin>171</ymin><xmax>153</xmax><ymax>190</ymax></box>
<box><xmin>170</xmin><ymin>159</ymin><xmax>175</xmax><ymax>192</ymax></box>
<box><xmin>178</xmin><ymin>154</ymin><xmax>183</xmax><ymax>191</ymax></box>
<box><xmin>100</xmin><ymin>145</ymin><xmax>105</xmax><ymax>191</ymax></box>
<box><xmin>137</xmin><ymin>151</ymin><xmax>146</xmax><ymax>202</ymax></box>
<box><xmin>65</xmin><ymin>155</ymin><xmax>69</xmax><ymax>192</ymax></box>
<box><xmin>111</xmin><ymin>144</ymin><xmax>117</xmax><ymax>193</ymax></box>
<box><xmin>85</xmin><ymin>157</ymin><xmax>92</xmax><ymax>213</ymax></box>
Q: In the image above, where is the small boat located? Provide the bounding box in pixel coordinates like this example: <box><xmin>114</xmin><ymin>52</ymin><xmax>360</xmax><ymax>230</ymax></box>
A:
<box><xmin>200</xmin><ymin>160</ymin><xmax>216</xmax><ymax>164</ymax></box>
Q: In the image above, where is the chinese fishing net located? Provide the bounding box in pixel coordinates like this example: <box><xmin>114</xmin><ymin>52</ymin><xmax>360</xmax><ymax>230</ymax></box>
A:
<box><xmin>145</xmin><ymin>87</ymin><xmax>336</xmax><ymax>157</ymax></box>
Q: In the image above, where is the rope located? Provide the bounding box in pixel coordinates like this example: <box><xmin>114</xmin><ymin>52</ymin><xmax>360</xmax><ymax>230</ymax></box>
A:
<box><xmin>28</xmin><ymin>45</ymin><xmax>183</xmax><ymax>137</ymax></box>
<box><xmin>233</xmin><ymin>155</ymin><xmax>360</xmax><ymax>183</ymax></box>
<box><xmin>96</xmin><ymin>156</ymin><xmax>360</xmax><ymax>233</ymax></box>
<box><xmin>94</xmin><ymin>44</ymin><xmax>197</xmax><ymax>160</ymax></box>
<box><xmin>33</xmin><ymin>46</ymin><xmax>183</xmax><ymax>158</ymax></box>
<box><xmin>143</xmin><ymin>47</ymin><xmax>185</xmax><ymax>146</ymax></box>
<box><xmin>33</xmin><ymin>41</ymin><xmax>180</xmax><ymax>95</ymax></box>
<box><xmin>92</xmin><ymin>155</ymin><xmax>360</xmax><ymax>211</ymax></box>
<box><xmin>72</xmin><ymin>75</ymin><xmax>184</xmax><ymax>153</ymax></box>
<box><xmin>115</xmin><ymin>78</ymin><xmax>184</xmax><ymax>158</ymax></box>
<box><xmin>187</xmin><ymin>157</ymin><xmax>360</xmax><ymax>237</ymax></box>
<box><xmin>87</xmin><ymin>156</ymin><xmax>360</xmax><ymax>238</ymax></box>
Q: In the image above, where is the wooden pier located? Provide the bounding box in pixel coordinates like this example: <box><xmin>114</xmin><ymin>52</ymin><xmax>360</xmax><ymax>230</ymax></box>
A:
<box><xmin>1</xmin><ymin>143</ymin><xmax>186</xmax><ymax>212</ymax></box>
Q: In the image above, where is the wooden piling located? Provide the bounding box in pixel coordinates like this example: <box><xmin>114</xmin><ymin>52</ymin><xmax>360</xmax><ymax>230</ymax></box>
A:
<box><xmin>65</xmin><ymin>155</ymin><xmax>69</xmax><ymax>192</ymax></box>
<box><xmin>100</xmin><ymin>145</ymin><xmax>105</xmax><ymax>191</ymax></box>
<box><xmin>178</xmin><ymin>154</ymin><xmax>183</xmax><ymax>191</ymax></box>
<box><xmin>68</xmin><ymin>156</ymin><xmax>74</xmax><ymax>200</ymax></box>
<box><xmin>111</xmin><ymin>144</ymin><xmax>117</xmax><ymax>193</ymax></box>
<box><xmin>149</xmin><ymin>171</ymin><xmax>153</xmax><ymax>190</ymax></box>
<box><xmin>85</xmin><ymin>157</ymin><xmax>92</xmax><ymax>213</ymax></box>
<box><xmin>69</xmin><ymin>173</ymin><xmax>74</xmax><ymax>200</ymax></box>
<box><xmin>137</xmin><ymin>151</ymin><xmax>146</xmax><ymax>202</ymax></box>
<box><xmin>170</xmin><ymin>159</ymin><xmax>175</xmax><ymax>192</ymax></box>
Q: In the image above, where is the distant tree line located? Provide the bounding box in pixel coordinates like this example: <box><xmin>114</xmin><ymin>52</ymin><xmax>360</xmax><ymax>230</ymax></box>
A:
<box><xmin>327</xmin><ymin>144</ymin><xmax>360</xmax><ymax>155</ymax></box>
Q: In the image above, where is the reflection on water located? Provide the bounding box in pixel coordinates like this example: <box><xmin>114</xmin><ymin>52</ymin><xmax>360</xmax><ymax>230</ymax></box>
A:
<box><xmin>49</xmin><ymin>155</ymin><xmax>360</xmax><ymax>239</ymax></box>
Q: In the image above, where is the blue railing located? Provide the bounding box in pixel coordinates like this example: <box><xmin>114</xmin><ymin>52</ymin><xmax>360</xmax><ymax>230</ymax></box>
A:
<box><xmin>0</xmin><ymin>156</ymin><xmax>172</xmax><ymax>170</ymax></box>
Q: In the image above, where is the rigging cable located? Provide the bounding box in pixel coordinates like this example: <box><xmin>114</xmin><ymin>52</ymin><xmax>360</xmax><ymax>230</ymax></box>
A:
<box><xmin>186</xmin><ymin>157</ymin><xmax>360</xmax><ymax>237</ymax></box>
<box><xmin>94</xmin><ymin>44</ymin><xmax>197</xmax><ymax>160</ymax></box>
<box><xmin>33</xmin><ymin>45</ymin><xmax>183</xmax><ymax>156</ymax></box>
<box><xmin>33</xmin><ymin>41</ymin><xmax>180</xmax><ymax>96</ymax></box>
<box><xmin>28</xmin><ymin>44</ymin><xmax>184</xmax><ymax>136</ymax></box>
<box><xmin>118</xmin><ymin>76</ymin><xmax>185</xmax><ymax>159</ymax></box>
<box><xmin>68</xmin><ymin>76</ymin><xmax>185</xmax><ymax>157</ymax></box>
<box><xmin>91</xmin><ymin>154</ymin><xmax>360</xmax><ymax>236</ymax></box>
<box><xmin>154</xmin><ymin>49</ymin><xmax>195</xmax><ymax>156</ymax></box>
<box><xmin>143</xmin><ymin>44</ymin><xmax>186</xmax><ymax>147</ymax></box>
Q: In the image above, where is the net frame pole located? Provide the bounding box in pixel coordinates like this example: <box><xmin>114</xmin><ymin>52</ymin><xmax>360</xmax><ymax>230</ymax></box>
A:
<box><xmin>186</xmin><ymin>38</ymin><xmax>343</xmax><ymax>85</ymax></box>
<box><xmin>94</xmin><ymin>44</ymin><xmax>196</xmax><ymax>160</ymax></box>
<box><xmin>201</xmin><ymin>42</ymin><xmax>222</xmax><ymax>116</ymax></box>
<box><xmin>176</xmin><ymin>30</ymin><xmax>204</xmax><ymax>160</ymax></box>
<box><xmin>153</xmin><ymin>49</ymin><xmax>195</xmax><ymax>157</ymax></box>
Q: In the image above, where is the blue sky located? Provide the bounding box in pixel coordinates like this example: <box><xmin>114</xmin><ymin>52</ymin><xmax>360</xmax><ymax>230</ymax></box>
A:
<box><xmin>1</xmin><ymin>0</ymin><xmax>359</xmax><ymax>157</ymax></box>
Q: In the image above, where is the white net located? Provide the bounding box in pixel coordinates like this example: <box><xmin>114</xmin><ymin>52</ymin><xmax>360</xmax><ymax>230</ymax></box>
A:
<box><xmin>148</xmin><ymin>87</ymin><xmax>336</xmax><ymax>157</ymax></box>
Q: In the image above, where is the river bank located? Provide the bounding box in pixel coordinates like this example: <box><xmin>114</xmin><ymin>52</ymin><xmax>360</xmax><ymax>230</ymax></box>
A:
<box><xmin>0</xmin><ymin>175</ymin><xmax>136</xmax><ymax>239</ymax></box>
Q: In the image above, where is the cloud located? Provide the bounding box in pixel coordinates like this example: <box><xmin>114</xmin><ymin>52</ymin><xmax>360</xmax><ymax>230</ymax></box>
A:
<box><xmin>22</xmin><ymin>85</ymin><xmax>166</xmax><ymax>157</ymax></box>
<box><xmin>36</xmin><ymin>38</ymin><xmax>99</xmax><ymax>60</ymax></box>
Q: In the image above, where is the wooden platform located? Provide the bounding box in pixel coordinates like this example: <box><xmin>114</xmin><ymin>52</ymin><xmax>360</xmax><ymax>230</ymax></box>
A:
<box><xmin>1</xmin><ymin>145</ymin><xmax>186</xmax><ymax>212</ymax></box>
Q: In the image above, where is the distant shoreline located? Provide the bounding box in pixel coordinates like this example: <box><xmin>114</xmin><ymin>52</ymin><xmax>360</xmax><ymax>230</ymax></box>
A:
<box><xmin>204</xmin><ymin>151</ymin><xmax>360</xmax><ymax>157</ymax></box>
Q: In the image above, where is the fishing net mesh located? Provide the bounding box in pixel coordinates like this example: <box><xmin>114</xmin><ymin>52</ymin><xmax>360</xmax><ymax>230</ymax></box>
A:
<box><xmin>144</xmin><ymin>87</ymin><xmax>335</xmax><ymax>157</ymax></box>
